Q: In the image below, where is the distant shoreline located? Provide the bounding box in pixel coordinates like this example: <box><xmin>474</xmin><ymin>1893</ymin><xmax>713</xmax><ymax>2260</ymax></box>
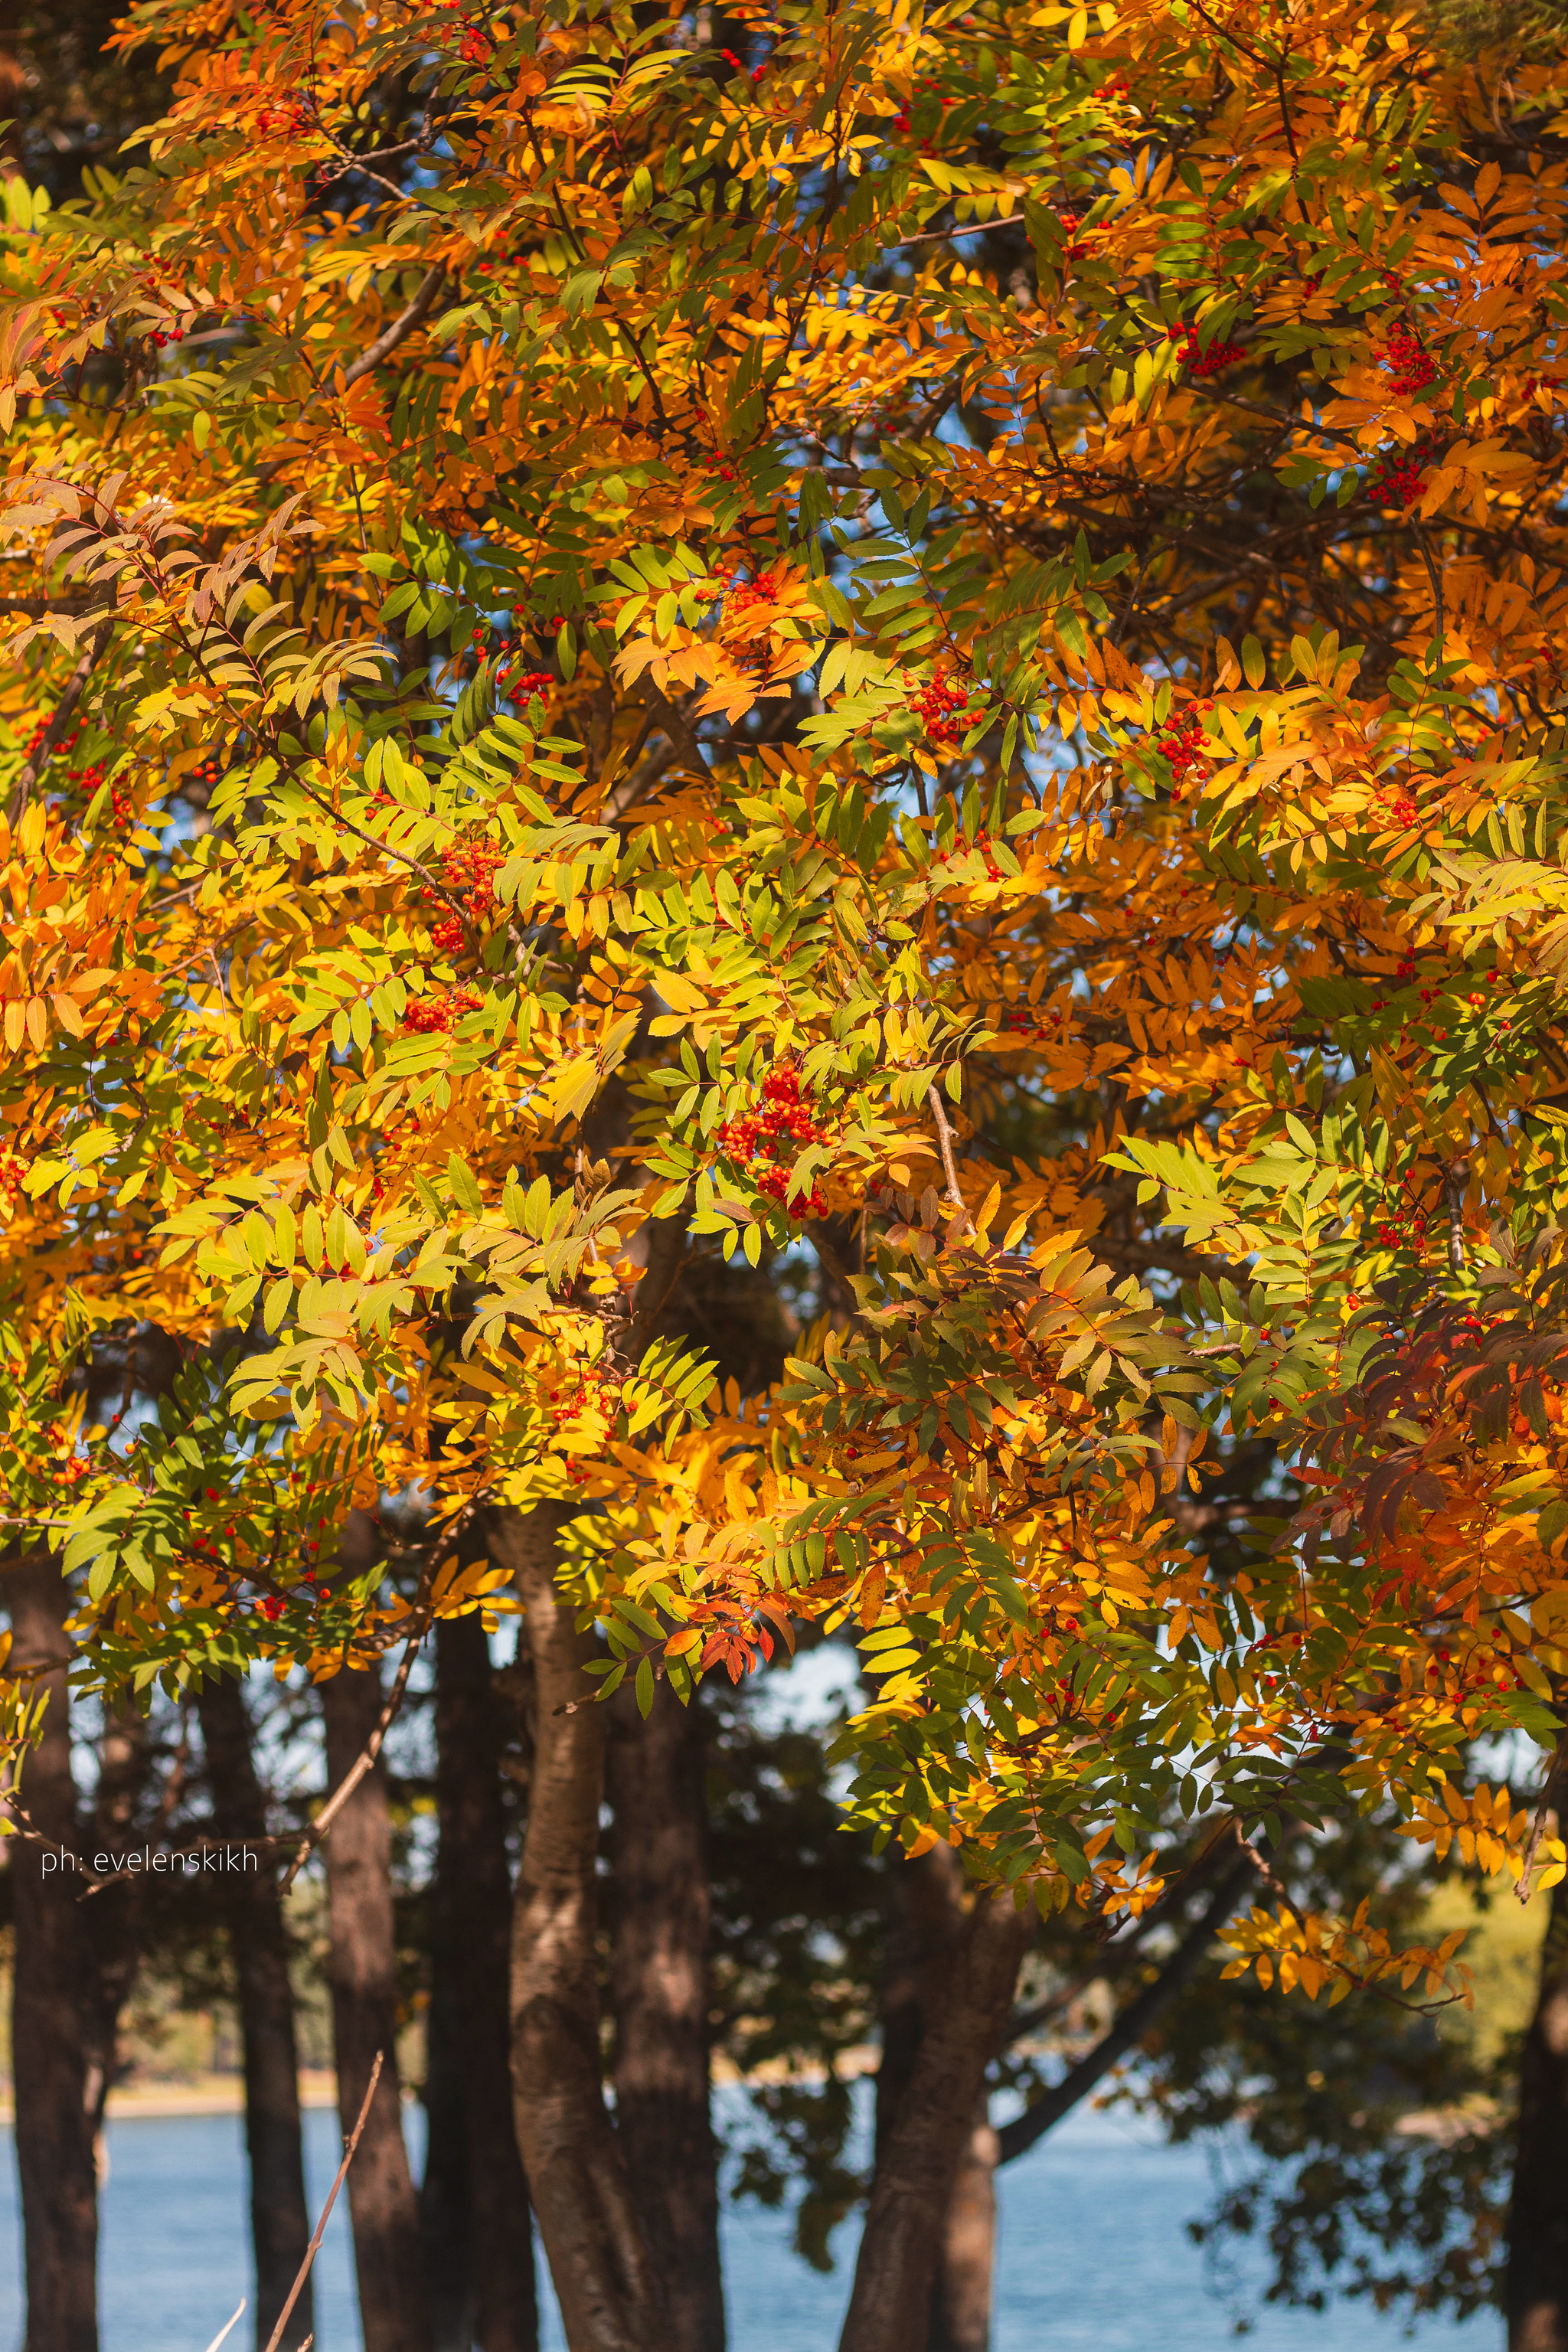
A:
<box><xmin>0</xmin><ymin>2071</ymin><xmax>341</xmax><ymax>2124</ymax></box>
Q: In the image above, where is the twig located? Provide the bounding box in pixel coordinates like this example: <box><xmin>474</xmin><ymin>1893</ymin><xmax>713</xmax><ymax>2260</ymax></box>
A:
<box><xmin>340</xmin><ymin>263</ymin><xmax>446</xmax><ymax>394</ymax></box>
<box><xmin>260</xmin><ymin>2052</ymin><xmax>383</xmax><ymax>2352</ymax></box>
<box><xmin>926</xmin><ymin>1083</ymin><xmax>973</xmax><ymax>1235</ymax></box>
<box><xmin>6</xmin><ymin>621</ymin><xmax>113</xmax><ymax>825</ymax></box>
<box><xmin>201</xmin><ymin>2301</ymin><xmax>247</xmax><ymax>2352</ymax></box>
<box><xmin>278</xmin><ymin>1632</ymin><xmax>421</xmax><ymax>1896</ymax></box>
<box><xmin>1444</xmin><ymin>1152</ymin><xmax>1471</xmax><ymax>1277</ymax></box>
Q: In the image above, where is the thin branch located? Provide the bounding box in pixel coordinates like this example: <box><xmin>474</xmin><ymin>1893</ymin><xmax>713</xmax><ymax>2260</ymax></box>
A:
<box><xmin>341</xmin><ymin>263</ymin><xmax>447</xmax><ymax>394</ymax></box>
<box><xmin>926</xmin><ymin>1083</ymin><xmax>973</xmax><ymax>1234</ymax></box>
<box><xmin>261</xmin><ymin>2050</ymin><xmax>383</xmax><ymax>2352</ymax></box>
<box><xmin>6</xmin><ymin>620</ymin><xmax>113</xmax><ymax>825</ymax></box>
<box><xmin>997</xmin><ymin>1849</ymin><xmax>1256</xmax><ymax>2166</ymax></box>
<box><xmin>278</xmin><ymin>1632</ymin><xmax>421</xmax><ymax>1895</ymax></box>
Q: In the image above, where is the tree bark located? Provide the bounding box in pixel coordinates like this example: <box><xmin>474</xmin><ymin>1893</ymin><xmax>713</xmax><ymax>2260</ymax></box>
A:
<box><xmin>197</xmin><ymin>1674</ymin><xmax>314</xmax><ymax>2352</ymax></box>
<box><xmin>490</xmin><ymin>1506</ymin><xmax>675</xmax><ymax>2352</ymax></box>
<box><xmin>1509</xmin><ymin>1864</ymin><xmax>1568</xmax><ymax>2350</ymax></box>
<box><xmin>9</xmin><ymin>1554</ymin><xmax>98</xmax><ymax>2352</ymax></box>
<box><xmin>607</xmin><ymin>1681</ymin><xmax>724</xmax><ymax>2352</ymax></box>
<box><xmin>929</xmin><ymin>2103</ymin><xmax>998</xmax><ymax>2352</ymax></box>
<box><xmin>427</xmin><ymin>1609</ymin><xmax>538</xmax><ymax>2352</ymax></box>
<box><xmin>837</xmin><ymin>1885</ymin><xmax>1031</xmax><ymax>2352</ymax></box>
<box><xmin>321</xmin><ymin>1651</ymin><xmax>433</xmax><ymax>2352</ymax></box>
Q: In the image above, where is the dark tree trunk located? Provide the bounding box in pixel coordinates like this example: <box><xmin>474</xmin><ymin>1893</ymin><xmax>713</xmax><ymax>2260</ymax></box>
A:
<box><xmin>420</xmin><ymin>1953</ymin><xmax>475</xmax><ymax>2352</ymax></box>
<box><xmin>9</xmin><ymin>1555</ymin><xmax>98</xmax><ymax>2352</ymax></box>
<box><xmin>874</xmin><ymin>1848</ymin><xmax>997</xmax><ymax>2352</ymax></box>
<box><xmin>607</xmin><ymin>1681</ymin><xmax>724</xmax><ymax>2352</ymax></box>
<box><xmin>321</xmin><ymin>1653</ymin><xmax>433</xmax><ymax>2352</ymax></box>
<box><xmin>1509</xmin><ymin>1867</ymin><xmax>1568</xmax><ymax>2350</ymax></box>
<box><xmin>426</xmin><ymin>1609</ymin><xmax>537</xmax><ymax>2352</ymax></box>
<box><xmin>491</xmin><ymin>1507</ymin><xmax>675</xmax><ymax>2352</ymax></box>
<box><xmin>838</xmin><ymin>1885</ymin><xmax>1031</xmax><ymax>2352</ymax></box>
<box><xmin>197</xmin><ymin>1674</ymin><xmax>314</xmax><ymax>2352</ymax></box>
<box><xmin>929</xmin><ymin>2103</ymin><xmax>998</xmax><ymax>2352</ymax></box>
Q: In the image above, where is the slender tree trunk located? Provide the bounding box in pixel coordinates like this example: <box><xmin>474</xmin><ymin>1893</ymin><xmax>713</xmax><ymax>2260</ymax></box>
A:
<box><xmin>322</xmin><ymin>1653</ymin><xmax>433</xmax><ymax>2352</ymax></box>
<box><xmin>838</xmin><ymin>1886</ymin><xmax>1031</xmax><ymax>2352</ymax></box>
<box><xmin>420</xmin><ymin>1955</ymin><xmax>475</xmax><ymax>2352</ymax></box>
<box><xmin>874</xmin><ymin>1849</ymin><xmax>996</xmax><ymax>2352</ymax></box>
<box><xmin>427</xmin><ymin>1609</ymin><xmax>537</xmax><ymax>2352</ymax></box>
<box><xmin>929</xmin><ymin>2103</ymin><xmax>999</xmax><ymax>2352</ymax></box>
<box><xmin>198</xmin><ymin>1674</ymin><xmax>314</xmax><ymax>2352</ymax></box>
<box><xmin>607</xmin><ymin>1681</ymin><xmax>724</xmax><ymax>2352</ymax></box>
<box><xmin>1509</xmin><ymin>1867</ymin><xmax>1568</xmax><ymax>2350</ymax></box>
<box><xmin>9</xmin><ymin>1554</ymin><xmax>98</xmax><ymax>2352</ymax></box>
<box><xmin>490</xmin><ymin>1507</ymin><xmax>675</xmax><ymax>2352</ymax></box>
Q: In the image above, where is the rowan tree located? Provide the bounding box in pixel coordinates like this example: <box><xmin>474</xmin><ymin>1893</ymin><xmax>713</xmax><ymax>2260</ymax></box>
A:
<box><xmin>8</xmin><ymin>0</ymin><xmax>1568</xmax><ymax>2340</ymax></box>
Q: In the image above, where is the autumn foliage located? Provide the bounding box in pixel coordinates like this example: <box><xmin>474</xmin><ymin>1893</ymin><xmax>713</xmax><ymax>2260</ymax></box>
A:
<box><xmin>5</xmin><ymin>0</ymin><xmax>1568</xmax><ymax>2044</ymax></box>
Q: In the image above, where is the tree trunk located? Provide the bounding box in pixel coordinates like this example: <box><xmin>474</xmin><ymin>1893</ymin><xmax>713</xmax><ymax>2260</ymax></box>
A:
<box><xmin>427</xmin><ymin>1609</ymin><xmax>537</xmax><ymax>2352</ymax></box>
<box><xmin>837</xmin><ymin>1886</ymin><xmax>1031</xmax><ymax>2352</ymax></box>
<box><xmin>321</xmin><ymin>1653</ymin><xmax>433</xmax><ymax>2352</ymax></box>
<box><xmin>929</xmin><ymin>2103</ymin><xmax>998</xmax><ymax>2352</ymax></box>
<box><xmin>607</xmin><ymin>1681</ymin><xmax>724</xmax><ymax>2352</ymax></box>
<box><xmin>9</xmin><ymin>1554</ymin><xmax>98</xmax><ymax>2352</ymax></box>
<box><xmin>197</xmin><ymin>1674</ymin><xmax>315</xmax><ymax>2352</ymax></box>
<box><xmin>874</xmin><ymin>1848</ymin><xmax>996</xmax><ymax>2352</ymax></box>
<box><xmin>1509</xmin><ymin>1866</ymin><xmax>1568</xmax><ymax>2350</ymax></box>
<box><xmin>490</xmin><ymin>1507</ymin><xmax>675</xmax><ymax>2352</ymax></box>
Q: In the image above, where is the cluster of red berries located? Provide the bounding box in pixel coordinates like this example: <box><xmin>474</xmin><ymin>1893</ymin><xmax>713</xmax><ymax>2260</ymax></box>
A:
<box><xmin>1168</xmin><ymin>325</ymin><xmax>1246</xmax><ymax>377</ymax></box>
<box><xmin>892</xmin><ymin>73</ymin><xmax>953</xmax><ymax>135</ymax></box>
<box><xmin>546</xmin><ymin>1374</ymin><xmax>620</xmax><ymax>1423</ymax></box>
<box><xmin>1054</xmin><ymin>207</ymin><xmax>1089</xmax><ymax>260</ymax></box>
<box><xmin>189</xmin><ymin>753</ymin><xmax>224</xmax><ymax>793</ymax></box>
<box><xmin>1155</xmin><ymin>704</ymin><xmax>1211</xmax><ymax>799</ymax></box>
<box><xmin>756</xmin><ymin>1161</ymin><xmax>829</xmax><ymax>1217</ymax></box>
<box><xmin>1523</xmin><ymin>371</ymin><xmax>1563</xmax><ymax>399</ymax></box>
<box><xmin>25</xmin><ymin>718</ymin><xmax>73</xmax><ymax>757</ymax></box>
<box><xmin>108</xmin><ymin>785</ymin><xmax>135</xmax><ymax>827</ymax></box>
<box><xmin>1367</xmin><ymin>438</ymin><xmax>1436</xmax><ymax>509</ymax></box>
<box><xmin>939</xmin><ymin>829</ymin><xmax>1003</xmax><ymax>880</ymax></box>
<box><xmin>258</xmin><ymin>99</ymin><xmax>313</xmax><ymax>136</ymax></box>
<box><xmin>433</xmin><ymin>0</ymin><xmax>492</xmax><ymax>60</ymax></box>
<box><xmin>145</xmin><ymin>325</ymin><xmax>189</xmax><ymax>351</ymax></box>
<box><xmin>428</xmin><ymin>838</ymin><xmax>505</xmax><ymax>956</ymax></box>
<box><xmin>0</xmin><ymin>1152</ymin><xmax>25</xmax><ymax>1200</ymax></box>
<box><xmin>720</xmin><ymin>45</ymin><xmax>768</xmax><ymax>82</ymax></box>
<box><xmin>1380</xmin><ymin>324</ymin><xmax>1436</xmax><ymax>399</ymax></box>
<box><xmin>1001</xmin><ymin>1002</ymin><xmax>1068</xmax><ymax>1037</ymax></box>
<box><xmin>402</xmin><ymin>986</ymin><xmax>482</xmax><ymax>1034</ymax></box>
<box><xmin>719</xmin><ymin>1069</ymin><xmax>830</xmax><ymax>1219</ymax></box>
<box><xmin>1370</xmin><ymin>1178</ymin><xmax>1428</xmax><ymax>1251</ymax></box>
<box><xmin>726</xmin><ymin>567</ymin><xmax>782</xmax><ymax>612</ymax></box>
<box><xmin>1371</xmin><ymin>784</ymin><xmax>1420</xmax><ymax>828</ymax></box>
<box><xmin>908</xmin><ymin>669</ymin><xmax>983</xmax><ymax>746</ymax></box>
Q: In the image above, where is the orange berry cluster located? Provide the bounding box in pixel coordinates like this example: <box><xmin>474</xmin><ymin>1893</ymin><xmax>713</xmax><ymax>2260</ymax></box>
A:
<box><xmin>402</xmin><ymin>987</ymin><xmax>481</xmax><ymax>1034</ymax></box>
<box><xmin>0</xmin><ymin>1151</ymin><xmax>24</xmax><ymax>1199</ymax></box>
<box><xmin>908</xmin><ymin>669</ymin><xmax>982</xmax><ymax>746</ymax></box>
<box><xmin>1168</xmin><ymin>325</ymin><xmax>1246</xmax><ymax>377</ymax></box>
<box><xmin>1381</xmin><ymin>324</ymin><xmax>1436</xmax><ymax>398</ymax></box>
<box><xmin>1155</xmin><ymin>704</ymin><xmax>1210</xmax><ymax>800</ymax></box>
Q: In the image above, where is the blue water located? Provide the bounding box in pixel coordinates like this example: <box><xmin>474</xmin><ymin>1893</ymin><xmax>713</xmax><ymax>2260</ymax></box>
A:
<box><xmin>0</xmin><ymin>2103</ymin><xmax>1487</xmax><ymax>2350</ymax></box>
